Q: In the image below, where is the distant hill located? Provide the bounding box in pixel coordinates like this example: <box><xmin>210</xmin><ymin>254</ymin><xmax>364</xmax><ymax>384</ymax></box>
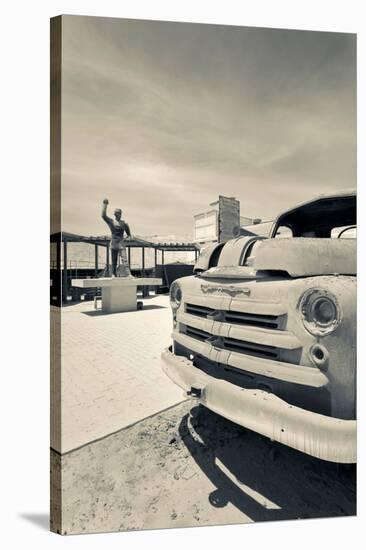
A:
<box><xmin>140</xmin><ymin>233</ymin><xmax>194</xmax><ymax>244</ymax></box>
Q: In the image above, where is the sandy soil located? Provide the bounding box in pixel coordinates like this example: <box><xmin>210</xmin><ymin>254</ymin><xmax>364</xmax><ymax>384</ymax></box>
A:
<box><xmin>52</xmin><ymin>400</ymin><xmax>356</xmax><ymax>535</ymax></box>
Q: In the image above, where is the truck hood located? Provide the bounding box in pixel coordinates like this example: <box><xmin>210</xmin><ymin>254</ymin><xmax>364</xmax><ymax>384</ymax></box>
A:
<box><xmin>200</xmin><ymin>237</ymin><xmax>356</xmax><ymax>278</ymax></box>
<box><xmin>253</xmin><ymin>238</ymin><xmax>356</xmax><ymax>277</ymax></box>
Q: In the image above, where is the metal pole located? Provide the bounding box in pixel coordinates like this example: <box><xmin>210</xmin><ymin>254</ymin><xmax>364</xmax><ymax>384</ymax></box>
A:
<box><xmin>128</xmin><ymin>246</ymin><xmax>131</xmax><ymax>267</ymax></box>
<box><xmin>106</xmin><ymin>243</ymin><xmax>110</xmax><ymax>276</ymax></box>
<box><xmin>142</xmin><ymin>247</ymin><xmax>145</xmax><ymax>277</ymax></box>
<box><xmin>95</xmin><ymin>244</ymin><xmax>99</xmax><ymax>277</ymax></box>
<box><xmin>141</xmin><ymin>247</ymin><xmax>148</xmax><ymax>296</ymax></box>
<box><xmin>162</xmin><ymin>249</ymin><xmax>165</xmax><ymax>265</ymax></box>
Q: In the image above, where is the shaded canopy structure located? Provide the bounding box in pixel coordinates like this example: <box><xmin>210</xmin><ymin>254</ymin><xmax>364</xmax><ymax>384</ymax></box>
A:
<box><xmin>50</xmin><ymin>231</ymin><xmax>200</xmax><ymax>304</ymax></box>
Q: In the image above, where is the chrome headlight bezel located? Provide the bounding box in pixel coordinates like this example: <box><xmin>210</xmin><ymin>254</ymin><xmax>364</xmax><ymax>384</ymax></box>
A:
<box><xmin>170</xmin><ymin>281</ymin><xmax>182</xmax><ymax>311</ymax></box>
<box><xmin>298</xmin><ymin>288</ymin><xmax>341</xmax><ymax>336</ymax></box>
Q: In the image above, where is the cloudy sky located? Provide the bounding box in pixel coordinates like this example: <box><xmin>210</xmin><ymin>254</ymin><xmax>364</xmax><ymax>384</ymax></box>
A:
<box><xmin>61</xmin><ymin>16</ymin><xmax>356</xmax><ymax>238</ymax></box>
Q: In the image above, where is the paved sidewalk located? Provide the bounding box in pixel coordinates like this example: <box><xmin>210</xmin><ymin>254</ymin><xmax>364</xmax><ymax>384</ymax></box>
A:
<box><xmin>54</xmin><ymin>295</ymin><xmax>185</xmax><ymax>453</ymax></box>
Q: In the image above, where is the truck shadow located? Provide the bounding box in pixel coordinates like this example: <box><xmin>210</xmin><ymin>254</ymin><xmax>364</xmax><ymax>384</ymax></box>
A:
<box><xmin>178</xmin><ymin>405</ymin><xmax>356</xmax><ymax>523</ymax></box>
<box><xmin>82</xmin><ymin>304</ymin><xmax>167</xmax><ymax>316</ymax></box>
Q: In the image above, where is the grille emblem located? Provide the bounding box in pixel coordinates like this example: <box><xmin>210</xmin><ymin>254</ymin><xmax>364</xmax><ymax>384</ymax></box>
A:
<box><xmin>201</xmin><ymin>283</ymin><xmax>251</xmax><ymax>297</ymax></box>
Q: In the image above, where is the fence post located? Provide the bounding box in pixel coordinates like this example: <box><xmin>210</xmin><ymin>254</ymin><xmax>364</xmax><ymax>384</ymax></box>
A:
<box><xmin>95</xmin><ymin>244</ymin><xmax>99</xmax><ymax>277</ymax></box>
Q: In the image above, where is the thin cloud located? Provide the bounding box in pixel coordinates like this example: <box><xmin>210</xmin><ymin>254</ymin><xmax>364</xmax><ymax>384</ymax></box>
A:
<box><xmin>60</xmin><ymin>16</ymin><xmax>356</xmax><ymax>237</ymax></box>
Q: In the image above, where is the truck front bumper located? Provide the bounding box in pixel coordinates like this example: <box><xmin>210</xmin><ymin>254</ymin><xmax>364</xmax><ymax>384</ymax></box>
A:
<box><xmin>161</xmin><ymin>347</ymin><xmax>356</xmax><ymax>464</ymax></box>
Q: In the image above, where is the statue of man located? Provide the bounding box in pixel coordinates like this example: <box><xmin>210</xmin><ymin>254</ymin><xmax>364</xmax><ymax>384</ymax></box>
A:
<box><xmin>101</xmin><ymin>198</ymin><xmax>132</xmax><ymax>277</ymax></box>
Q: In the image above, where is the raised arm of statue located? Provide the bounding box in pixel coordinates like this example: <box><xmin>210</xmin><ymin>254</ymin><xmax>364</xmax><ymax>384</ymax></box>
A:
<box><xmin>101</xmin><ymin>198</ymin><xmax>112</xmax><ymax>224</ymax></box>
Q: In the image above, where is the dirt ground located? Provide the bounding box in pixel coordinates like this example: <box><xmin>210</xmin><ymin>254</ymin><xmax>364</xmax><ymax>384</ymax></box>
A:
<box><xmin>51</xmin><ymin>400</ymin><xmax>356</xmax><ymax>535</ymax></box>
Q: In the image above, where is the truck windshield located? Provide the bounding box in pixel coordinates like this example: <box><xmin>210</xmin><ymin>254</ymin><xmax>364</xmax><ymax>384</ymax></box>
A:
<box><xmin>271</xmin><ymin>194</ymin><xmax>356</xmax><ymax>238</ymax></box>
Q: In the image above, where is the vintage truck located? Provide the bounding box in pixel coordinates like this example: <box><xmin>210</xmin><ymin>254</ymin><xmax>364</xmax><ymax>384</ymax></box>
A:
<box><xmin>162</xmin><ymin>191</ymin><xmax>356</xmax><ymax>463</ymax></box>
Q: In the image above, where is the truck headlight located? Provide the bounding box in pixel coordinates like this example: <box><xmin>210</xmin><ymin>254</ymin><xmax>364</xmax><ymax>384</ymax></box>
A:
<box><xmin>299</xmin><ymin>288</ymin><xmax>341</xmax><ymax>336</ymax></box>
<box><xmin>170</xmin><ymin>281</ymin><xmax>182</xmax><ymax>310</ymax></box>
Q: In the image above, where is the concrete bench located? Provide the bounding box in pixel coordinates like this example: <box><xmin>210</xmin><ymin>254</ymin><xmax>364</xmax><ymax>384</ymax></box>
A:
<box><xmin>72</xmin><ymin>277</ymin><xmax>162</xmax><ymax>313</ymax></box>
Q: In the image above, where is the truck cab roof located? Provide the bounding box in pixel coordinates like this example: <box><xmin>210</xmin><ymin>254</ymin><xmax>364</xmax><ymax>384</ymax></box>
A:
<box><xmin>270</xmin><ymin>190</ymin><xmax>356</xmax><ymax>238</ymax></box>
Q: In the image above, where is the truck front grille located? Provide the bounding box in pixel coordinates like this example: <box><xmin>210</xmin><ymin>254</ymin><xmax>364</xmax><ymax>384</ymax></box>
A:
<box><xmin>183</xmin><ymin>324</ymin><xmax>280</xmax><ymax>360</ymax></box>
<box><xmin>185</xmin><ymin>303</ymin><xmax>213</xmax><ymax>318</ymax></box>
<box><xmin>180</xmin><ymin>296</ymin><xmax>303</xmax><ymax>366</ymax></box>
<box><xmin>185</xmin><ymin>302</ymin><xmax>281</xmax><ymax>329</ymax></box>
<box><xmin>185</xmin><ymin>325</ymin><xmax>211</xmax><ymax>341</ymax></box>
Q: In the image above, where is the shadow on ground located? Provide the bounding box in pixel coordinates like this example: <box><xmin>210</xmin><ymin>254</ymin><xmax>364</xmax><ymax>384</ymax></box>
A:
<box><xmin>56</xmin><ymin>401</ymin><xmax>356</xmax><ymax>534</ymax></box>
<box><xmin>19</xmin><ymin>513</ymin><xmax>49</xmax><ymax>531</ymax></box>
<box><xmin>82</xmin><ymin>304</ymin><xmax>167</xmax><ymax>316</ymax></box>
<box><xmin>178</xmin><ymin>405</ymin><xmax>356</xmax><ymax>522</ymax></box>
<box><xmin>141</xmin><ymin>304</ymin><xmax>167</xmax><ymax>311</ymax></box>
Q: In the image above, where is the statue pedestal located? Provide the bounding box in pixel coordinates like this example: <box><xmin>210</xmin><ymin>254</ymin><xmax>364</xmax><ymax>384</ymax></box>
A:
<box><xmin>101</xmin><ymin>285</ymin><xmax>137</xmax><ymax>313</ymax></box>
<box><xmin>72</xmin><ymin>277</ymin><xmax>162</xmax><ymax>313</ymax></box>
